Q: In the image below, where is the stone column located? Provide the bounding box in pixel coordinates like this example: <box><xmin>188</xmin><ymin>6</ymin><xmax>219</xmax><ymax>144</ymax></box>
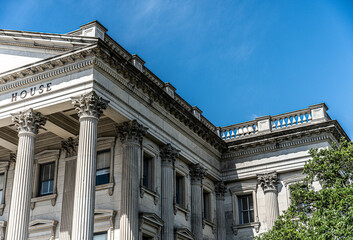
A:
<box><xmin>190</xmin><ymin>163</ymin><xmax>207</xmax><ymax>240</ymax></box>
<box><xmin>215</xmin><ymin>181</ymin><xmax>227</xmax><ymax>240</ymax></box>
<box><xmin>116</xmin><ymin>120</ymin><xmax>147</xmax><ymax>240</ymax></box>
<box><xmin>7</xmin><ymin>109</ymin><xmax>46</xmax><ymax>240</ymax></box>
<box><xmin>160</xmin><ymin>144</ymin><xmax>179</xmax><ymax>240</ymax></box>
<box><xmin>71</xmin><ymin>92</ymin><xmax>109</xmax><ymax>240</ymax></box>
<box><xmin>257</xmin><ymin>171</ymin><xmax>279</xmax><ymax>230</ymax></box>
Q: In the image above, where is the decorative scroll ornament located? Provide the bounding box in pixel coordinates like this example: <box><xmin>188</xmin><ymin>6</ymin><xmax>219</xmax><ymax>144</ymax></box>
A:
<box><xmin>115</xmin><ymin>120</ymin><xmax>148</xmax><ymax>144</ymax></box>
<box><xmin>190</xmin><ymin>163</ymin><xmax>207</xmax><ymax>182</ymax></box>
<box><xmin>160</xmin><ymin>143</ymin><xmax>180</xmax><ymax>166</ymax></box>
<box><xmin>71</xmin><ymin>91</ymin><xmax>109</xmax><ymax>119</ymax></box>
<box><xmin>12</xmin><ymin>108</ymin><xmax>47</xmax><ymax>135</ymax></box>
<box><xmin>257</xmin><ymin>171</ymin><xmax>278</xmax><ymax>192</ymax></box>
<box><xmin>215</xmin><ymin>181</ymin><xmax>227</xmax><ymax>200</ymax></box>
<box><xmin>61</xmin><ymin>137</ymin><xmax>79</xmax><ymax>157</ymax></box>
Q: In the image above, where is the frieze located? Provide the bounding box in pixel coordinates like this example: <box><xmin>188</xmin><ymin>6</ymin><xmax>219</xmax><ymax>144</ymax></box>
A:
<box><xmin>11</xmin><ymin>83</ymin><xmax>52</xmax><ymax>102</ymax></box>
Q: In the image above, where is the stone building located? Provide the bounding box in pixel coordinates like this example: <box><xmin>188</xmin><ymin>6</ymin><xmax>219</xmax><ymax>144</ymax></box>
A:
<box><xmin>0</xmin><ymin>21</ymin><xmax>348</xmax><ymax>240</ymax></box>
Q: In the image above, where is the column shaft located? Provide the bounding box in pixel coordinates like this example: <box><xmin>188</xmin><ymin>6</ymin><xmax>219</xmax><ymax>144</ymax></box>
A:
<box><xmin>161</xmin><ymin>164</ymin><xmax>174</xmax><ymax>239</ymax></box>
<box><xmin>264</xmin><ymin>190</ymin><xmax>279</xmax><ymax>229</ymax></box>
<box><xmin>7</xmin><ymin>134</ymin><xmax>35</xmax><ymax>239</ymax></box>
<box><xmin>120</xmin><ymin>142</ymin><xmax>140</xmax><ymax>240</ymax></box>
<box><xmin>116</xmin><ymin>120</ymin><xmax>147</xmax><ymax>240</ymax></box>
<box><xmin>71</xmin><ymin>117</ymin><xmax>98</xmax><ymax>240</ymax></box>
<box><xmin>216</xmin><ymin>199</ymin><xmax>225</xmax><ymax>240</ymax></box>
<box><xmin>191</xmin><ymin>182</ymin><xmax>203</xmax><ymax>239</ymax></box>
<box><xmin>7</xmin><ymin>109</ymin><xmax>46</xmax><ymax>240</ymax></box>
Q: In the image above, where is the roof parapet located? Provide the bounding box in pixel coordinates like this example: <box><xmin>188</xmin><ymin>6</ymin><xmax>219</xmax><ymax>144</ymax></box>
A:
<box><xmin>219</xmin><ymin>103</ymin><xmax>331</xmax><ymax>141</ymax></box>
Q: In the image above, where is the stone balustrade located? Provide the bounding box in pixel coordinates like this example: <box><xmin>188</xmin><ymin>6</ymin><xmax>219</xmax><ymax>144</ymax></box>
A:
<box><xmin>219</xmin><ymin>103</ymin><xmax>330</xmax><ymax>141</ymax></box>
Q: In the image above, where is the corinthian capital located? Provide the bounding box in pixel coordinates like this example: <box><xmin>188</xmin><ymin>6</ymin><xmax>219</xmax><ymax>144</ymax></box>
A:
<box><xmin>215</xmin><ymin>181</ymin><xmax>227</xmax><ymax>200</ymax></box>
<box><xmin>257</xmin><ymin>171</ymin><xmax>278</xmax><ymax>193</ymax></box>
<box><xmin>116</xmin><ymin>120</ymin><xmax>148</xmax><ymax>144</ymax></box>
<box><xmin>160</xmin><ymin>143</ymin><xmax>180</xmax><ymax>166</ymax></box>
<box><xmin>71</xmin><ymin>91</ymin><xmax>109</xmax><ymax>119</ymax></box>
<box><xmin>12</xmin><ymin>108</ymin><xmax>47</xmax><ymax>135</ymax></box>
<box><xmin>190</xmin><ymin>163</ymin><xmax>207</xmax><ymax>183</ymax></box>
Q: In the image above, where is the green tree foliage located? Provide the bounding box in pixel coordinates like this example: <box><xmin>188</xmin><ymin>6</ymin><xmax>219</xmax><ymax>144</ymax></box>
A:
<box><xmin>255</xmin><ymin>139</ymin><xmax>353</xmax><ymax>240</ymax></box>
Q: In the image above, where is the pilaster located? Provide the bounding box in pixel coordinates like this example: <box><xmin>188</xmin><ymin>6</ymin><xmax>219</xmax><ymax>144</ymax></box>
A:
<box><xmin>7</xmin><ymin>109</ymin><xmax>47</xmax><ymax>240</ymax></box>
<box><xmin>116</xmin><ymin>120</ymin><xmax>147</xmax><ymax>240</ymax></box>
<box><xmin>160</xmin><ymin>143</ymin><xmax>179</xmax><ymax>240</ymax></box>
<box><xmin>71</xmin><ymin>92</ymin><xmax>109</xmax><ymax>240</ymax></box>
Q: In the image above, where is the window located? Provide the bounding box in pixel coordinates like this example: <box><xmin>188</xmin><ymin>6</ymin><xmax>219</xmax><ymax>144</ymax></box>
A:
<box><xmin>142</xmin><ymin>235</ymin><xmax>154</xmax><ymax>240</ymax></box>
<box><xmin>238</xmin><ymin>195</ymin><xmax>254</xmax><ymax>224</ymax></box>
<box><xmin>39</xmin><ymin>162</ymin><xmax>55</xmax><ymax>196</ymax></box>
<box><xmin>143</xmin><ymin>154</ymin><xmax>153</xmax><ymax>189</ymax></box>
<box><xmin>175</xmin><ymin>173</ymin><xmax>185</xmax><ymax>206</ymax></box>
<box><xmin>96</xmin><ymin>150</ymin><xmax>111</xmax><ymax>186</ymax></box>
<box><xmin>93</xmin><ymin>232</ymin><xmax>107</xmax><ymax>240</ymax></box>
<box><xmin>203</xmin><ymin>190</ymin><xmax>212</xmax><ymax>221</ymax></box>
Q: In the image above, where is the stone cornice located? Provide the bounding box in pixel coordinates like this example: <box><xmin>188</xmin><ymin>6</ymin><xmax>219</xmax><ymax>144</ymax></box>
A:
<box><xmin>0</xmin><ymin>42</ymin><xmax>227</xmax><ymax>152</ymax></box>
<box><xmin>223</xmin><ymin>121</ymin><xmax>347</xmax><ymax>159</ymax></box>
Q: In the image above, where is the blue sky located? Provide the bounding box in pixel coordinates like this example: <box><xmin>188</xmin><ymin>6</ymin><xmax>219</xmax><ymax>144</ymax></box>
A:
<box><xmin>1</xmin><ymin>0</ymin><xmax>352</xmax><ymax>137</ymax></box>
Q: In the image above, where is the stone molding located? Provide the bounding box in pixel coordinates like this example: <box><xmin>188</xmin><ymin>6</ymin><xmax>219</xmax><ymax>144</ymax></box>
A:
<box><xmin>190</xmin><ymin>163</ymin><xmax>207</xmax><ymax>183</ymax></box>
<box><xmin>257</xmin><ymin>171</ymin><xmax>278</xmax><ymax>193</ymax></box>
<box><xmin>160</xmin><ymin>143</ymin><xmax>180</xmax><ymax>166</ymax></box>
<box><xmin>12</xmin><ymin>108</ymin><xmax>47</xmax><ymax>135</ymax></box>
<box><xmin>174</xmin><ymin>228</ymin><xmax>194</xmax><ymax>240</ymax></box>
<box><xmin>72</xmin><ymin>91</ymin><xmax>109</xmax><ymax>119</ymax></box>
<box><xmin>28</xmin><ymin>219</ymin><xmax>58</xmax><ymax>240</ymax></box>
<box><xmin>139</xmin><ymin>212</ymin><xmax>163</xmax><ymax>239</ymax></box>
<box><xmin>61</xmin><ymin>137</ymin><xmax>79</xmax><ymax>157</ymax></box>
<box><xmin>215</xmin><ymin>181</ymin><xmax>227</xmax><ymax>200</ymax></box>
<box><xmin>223</xmin><ymin>134</ymin><xmax>330</xmax><ymax>160</ymax></box>
<box><xmin>116</xmin><ymin>120</ymin><xmax>148</xmax><ymax>144</ymax></box>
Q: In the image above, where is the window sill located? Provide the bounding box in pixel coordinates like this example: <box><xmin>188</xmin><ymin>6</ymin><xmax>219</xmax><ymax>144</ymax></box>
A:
<box><xmin>31</xmin><ymin>193</ymin><xmax>57</xmax><ymax>210</ymax></box>
<box><xmin>203</xmin><ymin>218</ymin><xmax>216</xmax><ymax>233</ymax></box>
<box><xmin>96</xmin><ymin>182</ymin><xmax>114</xmax><ymax>196</ymax></box>
<box><xmin>174</xmin><ymin>204</ymin><xmax>190</xmax><ymax>221</ymax></box>
<box><xmin>140</xmin><ymin>186</ymin><xmax>159</xmax><ymax>205</ymax></box>
<box><xmin>231</xmin><ymin>222</ymin><xmax>260</xmax><ymax>235</ymax></box>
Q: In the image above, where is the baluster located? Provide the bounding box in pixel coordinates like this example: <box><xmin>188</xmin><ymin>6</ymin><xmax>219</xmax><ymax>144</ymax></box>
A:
<box><xmin>254</xmin><ymin>124</ymin><xmax>258</xmax><ymax>133</ymax></box>
<box><xmin>298</xmin><ymin>114</ymin><xmax>302</xmax><ymax>124</ymax></box>
<box><xmin>231</xmin><ymin>129</ymin><xmax>235</xmax><ymax>139</ymax></box>
<box><xmin>238</xmin><ymin>127</ymin><xmax>243</xmax><ymax>137</ymax></box>
<box><xmin>226</xmin><ymin>130</ymin><xmax>230</xmax><ymax>139</ymax></box>
<box><xmin>308</xmin><ymin>113</ymin><xmax>312</xmax><ymax>122</ymax></box>
<box><xmin>248</xmin><ymin>125</ymin><xmax>254</xmax><ymax>135</ymax></box>
<box><xmin>292</xmin><ymin>116</ymin><xmax>297</xmax><ymax>125</ymax></box>
<box><xmin>272</xmin><ymin>120</ymin><xmax>276</xmax><ymax>129</ymax></box>
<box><xmin>243</xmin><ymin>126</ymin><xmax>249</xmax><ymax>135</ymax></box>
<box><xmin>303</xmin><ymin>114</ymin><xmax>307</xmax><ymax>123</ymax></box>
<box><xmin>276</xmin><ymin>119</ymin><xmax>281</xmax><ymax>128</ymax></box>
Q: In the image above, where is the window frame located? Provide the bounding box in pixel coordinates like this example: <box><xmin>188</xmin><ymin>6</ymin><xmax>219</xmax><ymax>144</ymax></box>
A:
<box><xmin>0</xmin><ymin>162</ymin><xmax>9</xmax><ymax>216</ymax></box>
<box><xmin>229</xmin><ymin>185</ymin><xmax>260</xmax><ymax>235</ymax></box>
<box><xmin>139</xmin><ymin>212</ymin><xmax>163</xmax><ymax>240</ymax></box>
<box><xmin>31</xmin><ymin>150</ymin><xmax>60</xmax><ymax>210</ymax></box>
<box><xmin>140</xmin><ymin>147</ymin><xmax>159</xmax><ymax>205</ymax></box>
<box><xmin>173</xmin><ymin>162</ymin><xmax>190</xmax><ymax>220</ymax></box>
<box><xmin>237</xmin><ymin>194</ymin><xmax>255</xmax><ymax>224</ymax></box>
<box><xmin>202</xmin><ymin>181</ymin><xmax>216</xmax><ymax>232</ymax></box>
<box><xmin>94</xmin><ymin>209</ymin><xmax>116</xmax><ymax>240</ymax></box>
<box><xmin>95</xmin><ymin>137</ymin><xmax>116</xmax><ymax>195</ymax></box>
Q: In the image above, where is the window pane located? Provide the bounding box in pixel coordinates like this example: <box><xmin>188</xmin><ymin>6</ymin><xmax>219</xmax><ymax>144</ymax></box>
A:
<box><xmin>175</xmin><ymin>175</ymin><xmax>184</xmax><ymax>205</ymax></box>
<box><xmin>242</xmin><ymin>211</ymin><xmax>249</xmax><ymax>224</ymax></box>
<box><xmin>143</xmin><ymin>156</ymin><xmax>150</xmax><ymax>188</ymax></box>
<box><xmin>97</xmin><ymin>150</ymin><xmax>110</xmax><ymax>170</ymax></box>
<box><xmin>96</xmin><ymin>168</ymin><xmax>110</xmax><ymax>186</ymax></box>
<box><xmin>0</xmin><ymin>190</ymin><xmax>2</xmax><ymax>202</ymax></box>
<box><xmin>249</xmin><ymin>195</ymin><xmax>254</xmax><ymax>210</ymax></box>
<box><xmin>250</xmin><ymin>209</ymin><xmax>255</xmax><ymax>222</ymax></box>
<box><xmin>39</xmin><ymin>163</ymin><xmax>55</xmax><ymax>196</ymax></box>
<box><xmin>242</xmin><ymin>197</ymin><xmax>248</xmax><ymax>210</ymax></box>
<box><xmin>93</xmin><ymin>232</ymin><xmax>107</xmax><ymax>240</ymax></box>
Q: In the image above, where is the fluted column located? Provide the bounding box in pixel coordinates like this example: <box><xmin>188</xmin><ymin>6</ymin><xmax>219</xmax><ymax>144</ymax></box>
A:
<box><xmin>116</xmin><ymin>120</ymin><xmax>147</xmax><ymax>240</ymax></box>
<box><xmin>7</xmin><ymin>109</ymin><xmax>46</xmax><ymax>240</ymax></box>
<box><xmin>160</xmin><ymin>144</ymin><xmax>179</xmax><ymax>240</ymax></box>
<box><xmin>71</xmin><ymin>92</ymin><xmax>109</xmax><ymax>240</ymax></box>
<box><xmin>257</xmin><ymin>171</ymin><xmax>279</xmax><ymax>229</ymax></box>
<box><xmin>215</xmin><ymin>181</ymin><xmax>227</xmax><ymax>240</ymax></box>
<box><xmin>190</xmin><ymin>163</ymin><xmax>207</xmax><ymax>240</ymax></box>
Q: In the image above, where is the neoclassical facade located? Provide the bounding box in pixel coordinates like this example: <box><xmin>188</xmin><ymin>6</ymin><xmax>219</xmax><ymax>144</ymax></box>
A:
<box><xmin>0</xmin><ymin>21</ymin><xmax>348</xmax><ymax>240</ymax></box>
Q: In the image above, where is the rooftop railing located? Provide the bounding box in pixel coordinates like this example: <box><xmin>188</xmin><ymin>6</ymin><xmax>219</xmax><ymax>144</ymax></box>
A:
<box><xmin>218</xmin><ymin>103</ymin><xmax>330</xmax><ymax>141</ymax></box>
